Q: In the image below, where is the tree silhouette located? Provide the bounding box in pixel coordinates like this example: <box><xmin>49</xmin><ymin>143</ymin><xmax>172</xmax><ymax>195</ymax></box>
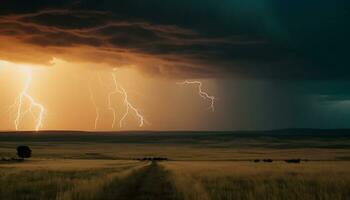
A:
<box><xmin>17</xmin><ymin>146</ymin><xmax>31</xmax><ymax>160</ymax></box>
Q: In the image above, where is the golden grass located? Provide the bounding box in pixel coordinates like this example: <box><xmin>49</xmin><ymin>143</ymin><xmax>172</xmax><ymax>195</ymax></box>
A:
<box><xmin>57</xmin><ymin>162</ymin><xmax>148</xmax><ymax>200</ymax></box>
<box><xmin>0</xmin><ymin>159</ymin><xmax>138</xmax><ymax>171</ymax></box>
<box><xmin>0</xmin><ymin>135</ymin><xmax>349</xmax><ymax>199</ymax></box>
<box><xmin>163</xmin><ymin>161</ymin><xmax>350</xmax><ymax>200</ymax></box>
<box><xmin>0</xmin><ymin>157</ymin><xmax>349</xmax><ymax>199</ymax></box>
<box><xmin>0</xmin><ymin>159</ymin><xmax>147</xmax><ymax>200</ymax></box>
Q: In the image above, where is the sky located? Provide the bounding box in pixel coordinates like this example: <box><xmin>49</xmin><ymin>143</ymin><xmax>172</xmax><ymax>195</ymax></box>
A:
<box><xmin>0</xmin><ymin>0</ymin><xmax>349</xmax><ymax>131</ymax></box>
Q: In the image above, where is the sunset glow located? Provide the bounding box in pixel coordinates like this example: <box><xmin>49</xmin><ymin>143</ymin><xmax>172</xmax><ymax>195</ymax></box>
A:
<box><xmin>13</xmin><ymin>69</ymin><xmax>45</xmax><ymax>131</ymax></box>
<box><xmin>0</xmin><ymin>59</ymin><xmax>218</xmax><ymax>131</ymax></box>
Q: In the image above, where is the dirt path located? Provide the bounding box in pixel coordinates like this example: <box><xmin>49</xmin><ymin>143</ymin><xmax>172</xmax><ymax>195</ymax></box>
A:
<box><xmin>99</xmin><ymin>162</ymin><xmax>181</xmax><ymax>200</ymax></box>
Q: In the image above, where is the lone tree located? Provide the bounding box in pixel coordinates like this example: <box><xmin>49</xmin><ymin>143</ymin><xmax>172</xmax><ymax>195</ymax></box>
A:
<box><xmin>17</xmin><ymin>146</ymin><xmax>32</xmax><ymax>160</ymax></box>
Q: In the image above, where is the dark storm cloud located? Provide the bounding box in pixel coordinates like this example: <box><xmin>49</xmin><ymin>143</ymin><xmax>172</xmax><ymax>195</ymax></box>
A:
<box><xmin>0</xmin><ymin>0</ymin><xmax>349</xmax><ymax>79</ymax></box>
<box><xmin>318</xmin><ymin>95</ymin><xmax>350</xmax><ymax>103</ymax></box>
<box><xmin>295</xmin><ymin>80</ymin><xmax>350</xmax><ymax>104</ymax></box>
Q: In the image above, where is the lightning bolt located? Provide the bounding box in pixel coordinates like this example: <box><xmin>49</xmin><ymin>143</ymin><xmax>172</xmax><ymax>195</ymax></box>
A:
<box><xmin>108</xmin><ymin>72</ymin><xmax>145</xmax><ymax>128</ymax></box>
<box><xmin>13</xmin><ymin>69</ymin><xmax>45</xmax><ymax>131</ymax></box>
<box><xmin>88</xmin><ymin>86</ymin><xmax>99</xmax><ymax>130</ymax></box>
<box><xmin>177</xmin><ymin>80</ymin><xmax>216</xmax><ymax>112</ymax></box>
<box><xmin>118</xmin><ymin>85</ymin><xmax>144</xmax><ymax>127</ymax></box>
<box><xmin>107</xmin><ymin>74</ymin><xmax>119</xmax><ymax>128</ymax></box>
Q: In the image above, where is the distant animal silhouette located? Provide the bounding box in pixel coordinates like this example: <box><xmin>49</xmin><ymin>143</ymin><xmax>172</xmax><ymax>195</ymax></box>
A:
<box><xmin>285</xmin><ymin>159</ymin><xmax>301</xmax><ymax>163</ymax></box>
<box><xmin>263</xmin><ymin>159</ymin><xmax>273</xmax><ymax>163</ymax></box>
<box><xmin>138</xmin><ymin>157</ymin><xmax>168</xmax><ymax>161</ymax></box>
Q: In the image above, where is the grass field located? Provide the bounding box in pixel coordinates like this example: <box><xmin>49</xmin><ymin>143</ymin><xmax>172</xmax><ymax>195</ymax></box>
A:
<box><xmin>163</xmin><ymin>161</ymin><xmax>350</xmax><ymax>200</ymax></box>
<box><xmin>0</xmin><ymin>159</ymin><xmax>147</xmax><ymax>200</ymax></box>
<box><xmin>0</xmin><ymin>130</ymin><xmax>349</xmax><ymax>199</ymax></box>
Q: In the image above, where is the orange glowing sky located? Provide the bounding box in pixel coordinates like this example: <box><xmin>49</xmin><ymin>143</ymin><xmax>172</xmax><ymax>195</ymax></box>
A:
<box><xmin>0</xmin><ymin>58</ymin><xmax>220</xmax><ymax>131</ymax></box>
<box><xmin>0</xmin><ymin>16</ymin><xmax>223</xmax><ymax>131</ymax></box>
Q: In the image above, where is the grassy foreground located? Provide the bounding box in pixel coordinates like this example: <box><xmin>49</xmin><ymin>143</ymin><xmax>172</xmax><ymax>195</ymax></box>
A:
<box><xmin>0</xmin><ymin>159</ymin><xmax>147</xmax><ymax>200</ymax></box>
<box><xmin>163</xmin><ymin>161</ymin><xmax>350</xmax><ymax>200</ymax></box>
<box><xmin>1</xmin><ymin>159</ymin><xmax>349</xmax><ymax>200</ymax></box>
<box><xmin>0</xmin><ymin>159</ymin><xmax>181</xmax><ymax>200</ymax></box>
<box><xmin>0</xmin><ymin>131</ymin><xmax>349</xmax><ymax>199</ymax></box>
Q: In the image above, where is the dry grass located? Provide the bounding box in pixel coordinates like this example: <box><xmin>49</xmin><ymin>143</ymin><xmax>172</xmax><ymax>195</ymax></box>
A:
<box><xmin>98</xmin><ymin>162</ymin><xmax>181</xmax><ymax>200</ymax></box>
<box><xmin>0</xmin><ymin>159</ymin><xmax>139</xmax><ymax>170</ymax></box>
<box><xmin>0</xmin><ymin>132</ymin><xmax>349</xmax><ymax>199</ymax></box>
<box><xmin>163</xmin><ymin>161</ymin><xmax>350</xmax><ymax>200</ymax></box>
<box><xmin>57</xmin><ymin>162</ymin><xmax>148</xmax><ymax>200</ymax></box>
<box><xmin>2</xmin><ymin>159</ymin><xmax>349</xmax><ymax>199</ymax></box>
<box><xmin>0</xmin><ymin>159</ymin><xmax>147</xmax><ymax>200</ymax></box>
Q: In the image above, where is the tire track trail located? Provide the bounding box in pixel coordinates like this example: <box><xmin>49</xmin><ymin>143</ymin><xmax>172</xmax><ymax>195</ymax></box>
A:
<box><xmin>99</xmin><ymin>162</ymin><xmax>181</xmax><ymax>200</ymax></box>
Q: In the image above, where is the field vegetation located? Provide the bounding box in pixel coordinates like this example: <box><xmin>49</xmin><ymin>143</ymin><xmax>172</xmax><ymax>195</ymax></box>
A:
<box><xmin>0</xmin><ymin>159</ymin><xmax>146</xmax><ymax>200</ymax></box>
<box><xmin>163</xmin><ymin>161</ymin><xmax>350</xmax><ymax>200</ymax></box>
<box><xmin>0</xmin><ymin>131</ymin><xmax>349</xmax><ymax>199</ymax></box>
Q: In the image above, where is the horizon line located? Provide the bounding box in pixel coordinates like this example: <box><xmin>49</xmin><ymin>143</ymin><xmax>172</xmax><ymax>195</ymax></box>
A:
<box><xmin>0</xmin><ymin>128</ymin><xmax>350</xmax><ymax>134</ymax></box>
